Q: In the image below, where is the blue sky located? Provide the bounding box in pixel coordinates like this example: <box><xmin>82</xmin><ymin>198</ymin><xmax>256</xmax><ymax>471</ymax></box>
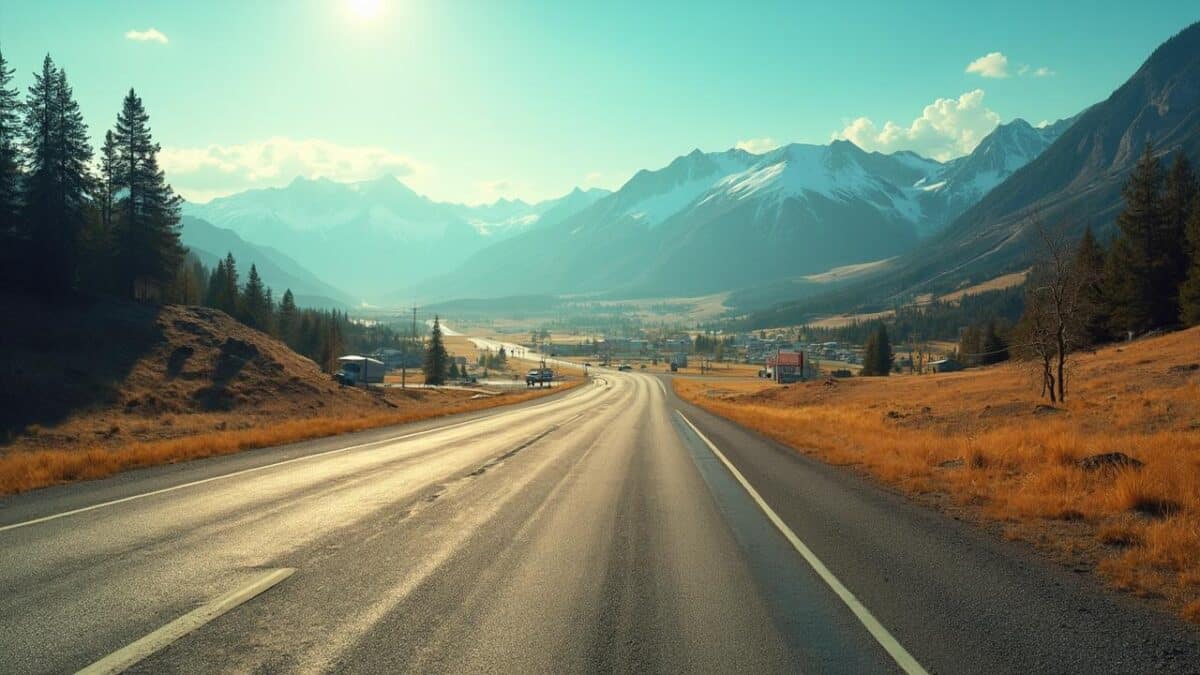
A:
<box><xmin>1</xmin><ymin>1</ymin><xmax>1196</xmax><ymax>204</ymax></box>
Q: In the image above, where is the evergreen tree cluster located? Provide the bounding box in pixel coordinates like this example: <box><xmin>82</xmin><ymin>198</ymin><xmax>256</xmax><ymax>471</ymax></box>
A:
<box><xmin>1082</xmin><ymin>145</ymin><xmax>1200</xmax><ymax>337</ymax></box>
<box><xmin>957</xmin><ymin>319</ymin><xmax>1011</xmax><ymax>366</ymax></box>
<box><xmin>860</xmin><ymin>324</ymin><xmax>894</xmax><ymax>377</ymax></box>
<box><xmin>0</xmin><ymin>51</ymin><xmax>182</xmax><ymax>299</ymax></box>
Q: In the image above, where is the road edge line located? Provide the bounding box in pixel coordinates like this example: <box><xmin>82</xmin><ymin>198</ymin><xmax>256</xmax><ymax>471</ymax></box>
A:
<box><xmin>76</xmin><ymin>567</ymin><xmax>295</xmax><ymax>675</ymax></box>
<box><xmin>676</xmin><ymin>410</ymin><xmax>929</xmax><ymax>675</ymax></box>
<box><xmin>1</xmin><ymin>382</ymin><xmax>599</xmax><ymax>534</ymax></box>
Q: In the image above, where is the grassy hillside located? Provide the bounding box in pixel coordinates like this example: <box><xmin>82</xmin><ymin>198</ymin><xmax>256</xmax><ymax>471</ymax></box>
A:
<box><xmin>676</xmin><ymin>327</ymin><xmax>1200</xmax><ymax>622</ymax></box>
<box><xmin>0</xmin><ymin>291</ymin><xmax>575</xmax><ymax>494</ymax></box>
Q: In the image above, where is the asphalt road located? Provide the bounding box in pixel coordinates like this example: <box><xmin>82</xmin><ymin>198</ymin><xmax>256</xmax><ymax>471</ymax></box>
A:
<box><xmin>1</xmin><ymin>371</ymin><xmax>1198</xmax><ymax>674</ymax></box>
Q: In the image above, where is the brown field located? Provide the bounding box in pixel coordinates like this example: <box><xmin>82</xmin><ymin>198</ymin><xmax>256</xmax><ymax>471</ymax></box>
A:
<box><xmin>939</xmin><ymin>270</ymin><xmax>1029</xmax><ymax>303</ymax></box>
<box><xmin>798</xmin><ymin>270</ymin><xmax>1030</xmax><ymax>331</ymax></box>
<box><xmin>674</xmin><ymin>327</ymin><xmax>1200</xmax><ymax>622</ymax></box>
<box><xmin>0</xmin><ymin>382</ymin><xmax>578</xmax><ymax>496</ymax></box>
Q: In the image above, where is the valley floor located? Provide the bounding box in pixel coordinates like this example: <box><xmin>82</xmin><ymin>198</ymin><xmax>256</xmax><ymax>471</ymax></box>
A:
<box><xmin>673</xmin><ymin>327</ymin><xmax>1200</xmax><ymax>624</ymax></box>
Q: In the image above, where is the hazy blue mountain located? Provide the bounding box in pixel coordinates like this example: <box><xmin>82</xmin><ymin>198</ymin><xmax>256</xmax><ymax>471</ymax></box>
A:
<box><xmin>415</xmin><ymin>118</ymin><xmax>1070</xmax><ymax>301</ymax></box>
<box><xmin>179</xmin><ymin>216</ymin><xmax>355</xmax><ymax>309</ymax></box>
<box><xmin>182</xmin><ymin>178</ymin><xmax>609</xmax><ymax>301</ymax></box>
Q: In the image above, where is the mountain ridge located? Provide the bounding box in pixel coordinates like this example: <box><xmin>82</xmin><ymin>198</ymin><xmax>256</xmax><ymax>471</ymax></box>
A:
<box><xmin>413</xmin><ymin>116</ymin><xmax>1072</xmax><ymax>302</ymax></box>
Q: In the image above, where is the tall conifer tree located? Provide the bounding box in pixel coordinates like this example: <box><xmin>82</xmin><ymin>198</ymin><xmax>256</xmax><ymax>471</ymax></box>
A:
<box><xmin>0</xmin><ymin>47</ymin><xmax>20</xmax><ymax>237</ymax></box>
<box><xmin>278</xmin><ymin>289</ymin><xmax>298</xmax><ymax>342</ymax></box>
<box><xmin>1106</xmin><ymin>144</ymin><xmax>1166</xmax><ymax>333</ymax></box>
<box><xmin>20</xmin><ymin>56</ymin><xmax>93</xmax><ymax>292</ymax></box>
<box><xmin>111</xmin><ymin>88</ymin><xmax>183</xmax><ymax>299</ymax></box>
<box><xmin>1180</xmin><ymin>199</ymin><xmax>1200</xmax><ymax>326</ymax></box>
<box><xmin>424</xmin><ymin>315</ymin><xmax>449</xmax><ymax>385</ymax></box>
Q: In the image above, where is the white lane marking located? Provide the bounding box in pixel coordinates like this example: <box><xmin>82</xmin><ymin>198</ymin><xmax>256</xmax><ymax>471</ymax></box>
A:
<box><xmin>655</xmin><ymin>378</ymin><xmax>667</xmax><ymax>396</ymax></box>
<box><xmin>0</xmin><ymin>385</ymin><xmax>599</xmax><ymax>534</ymax></box>
<box><xmin>676</xmin><ymin>411</ymin><xmax>929</xmax><ymax>675</ymax></box>
<box><xmin>77</xmin><ymin>567</ymin><xmax>295</xmax><ymax>675</ymax></box>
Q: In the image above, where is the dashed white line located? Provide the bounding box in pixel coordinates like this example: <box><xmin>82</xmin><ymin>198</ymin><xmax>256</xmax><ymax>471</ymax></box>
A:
<box><xmin>76</xmin><ymin>568</ymin><xmax>295</xmax><ymax>675</ymax></box>
<box><xmin>676</xmin><ymin>410</ymin><xmax>929</xmax><ymax>675</ymax></box>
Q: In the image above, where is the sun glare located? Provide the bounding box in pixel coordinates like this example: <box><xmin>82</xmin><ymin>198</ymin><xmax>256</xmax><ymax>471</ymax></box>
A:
<box><xmin>347</xmin><ymin>0</ymin><xmax>383</xmax><ymax>20</ymax></box>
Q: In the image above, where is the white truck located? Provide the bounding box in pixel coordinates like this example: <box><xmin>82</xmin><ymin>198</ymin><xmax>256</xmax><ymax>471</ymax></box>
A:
<box><xmin>335</xmin><ymin>355</ymin><xmax>385</xmax><ymax>386</ymax></box>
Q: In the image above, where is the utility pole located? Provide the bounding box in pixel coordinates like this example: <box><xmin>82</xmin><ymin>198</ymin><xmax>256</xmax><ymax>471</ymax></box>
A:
<box><xmin>402</xmin><ymin>304</ymin><xmax>418</xmax><ymax>389</ymax></box>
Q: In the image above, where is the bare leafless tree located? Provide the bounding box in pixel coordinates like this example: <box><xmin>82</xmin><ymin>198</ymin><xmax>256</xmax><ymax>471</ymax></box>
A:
<box><xmin>1015</xmin><ymin>214</ymin><xmax>1095</xmax><ymax>403</ymax></box>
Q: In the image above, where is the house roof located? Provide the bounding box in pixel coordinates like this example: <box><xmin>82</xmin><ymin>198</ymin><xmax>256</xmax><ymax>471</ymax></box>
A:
<box><xmin>775</xmin><ymin>351</ymin><xmax>803</xmax><ymax>366</ymax></box>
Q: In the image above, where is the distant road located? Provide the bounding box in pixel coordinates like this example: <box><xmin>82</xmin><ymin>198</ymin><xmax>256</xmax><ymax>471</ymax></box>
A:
<box><xmin>1</xmin><ymin>371</ymin><xmax>1197</xmax><ymax>673</ymax></box>
<box><xmin>429</xmin><ymin>320</ymin><xmax>463</xmax><ymax>337</ymax></box>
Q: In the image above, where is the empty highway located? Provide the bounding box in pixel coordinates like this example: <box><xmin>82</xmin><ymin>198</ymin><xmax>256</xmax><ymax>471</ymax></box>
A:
<box><xmin>1</xmin><ymin>371</ymin><xmax>1197</xmax><ymax>674</ymax></box>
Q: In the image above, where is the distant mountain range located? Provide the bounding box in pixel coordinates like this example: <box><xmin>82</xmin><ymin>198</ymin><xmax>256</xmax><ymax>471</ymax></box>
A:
<box><xmin>749</xmin><ymin>20</ymin><xmax>1200</xmax><ymax>326</ymax></box>
<box><xmin>179</xmin><ymin>216</ymin><xmax>355</xmax><ymax>309</ymax></box>
<box><xmin>417</xmin><ymin>116</ymin><xmax>1070</xmax><ymax>301</ymax></box>
<box><xmin>182</xmin><ymin>179</ymin><xmax>611</xmax><ymax>301</ymax></box>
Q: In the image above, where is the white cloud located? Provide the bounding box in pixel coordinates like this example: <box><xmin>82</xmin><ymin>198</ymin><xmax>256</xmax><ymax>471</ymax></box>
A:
<box><xmin>831</xmin><ymin>89</ymin><xmax>1001</xmax><ymax>161</ymax></box>
<box><xmin>1031</xmin><ymin>66</ymin><xmax>1054</xmax><ymax>77</ymax></box>
<box><xmin>735</xmin><ymin>137</ymin><xmax>781</xmax><ymax>154</ymax></box>
<box><xmin>159</xmin><ymin>137</ymin><xmax>427</xmax><ymax>202</ymax></box>
<box><xmin>125</xmin><ymin>28</ymin><xmax>168</xmax><ymax>44</ymax></box>
<box><xmin>965</xmin><ymin>51</ymin><xmax>1009</xmax><ymax>78</ymax></box>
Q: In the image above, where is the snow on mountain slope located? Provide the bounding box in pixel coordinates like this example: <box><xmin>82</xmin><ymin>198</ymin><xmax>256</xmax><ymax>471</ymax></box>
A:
<box><xmin>424</xmin><ymin>117</ymin><xmax>1074</xmax><ymax>300</ymax></box>
<box><xmin>912</xmin><ymin>117</ymin><xmax>1074</xmax><ymax>236</ymax></box>
<box><xmin>701</xmin><ymin>142</ymin><xmax>923</xmax><ymax>223</ymax></box>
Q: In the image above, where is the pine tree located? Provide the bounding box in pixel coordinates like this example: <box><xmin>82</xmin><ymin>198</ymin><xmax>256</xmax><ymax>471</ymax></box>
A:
<box><xmin>1163</xmin><ymin>154</ymin><xmax>1197</xmax><ymax>297</ymax></box>
<box><xmin>860</xmin><ymin>324</ymin><xmax>893</xmax><ymax>376</ymax></box>
<box><xmin>111</xmin><ymin>89</ymin><xmax>183</xmax><ymax>300</ymax></box>
<box><xmin>1073</xmin><ymin>226</ymin><xmax>1110</xmax><ymax>345</ymax></box>
<box><xmin>222</xmin><ymin>252</ymin><xmax>239</xmax><ymax>314</ymax></box>
<box><xmin>241</xmin><ymin>264</ymin><xmax>268</xmax><ymax>329</ymax></box>
<box><xmin>206</xmin><ymin>259</ymin><xmax>226</xmax><ymax>308</ymax></box>
<box><xmin>20</xmin><ymin>56</ymin><xmax>93</xmax><ymax>292</ymax></box>
<box><xmin>874</xmin><ymin>324</ymin><xmax>893</xmax><ymax>375</ymax></box>
<box><xmin>424</xmin><ymin>315</ymin><xmax>448</xmax><ymax>385</ymax></box>
<box><xmin>1181</xmin><ymin>198</ymin><xmax>1200</xmax><ymax>326</ymax></box>
<box><xmin>1107</xmin><ymin>144</ymin><xmax>1168</xmax><ymax>333</ymax></box>
<box><xmin>278</xmin><ymin>289</ymin><xmax>298</xmax><ymax>342</ymax></box>
<box><xmin>98</xmin><ymin>130</ymin><xmax>117</xmax><ymax>231</ymax></box>
<box><xmin>447</xmin><ymin>361</ymin><xmax>460</xmax><ymax>379</ymax></box>
<box><xmin>0</xmin><ymin>47</ymin><xmax>20</xmax><ymax>238</ymax></box>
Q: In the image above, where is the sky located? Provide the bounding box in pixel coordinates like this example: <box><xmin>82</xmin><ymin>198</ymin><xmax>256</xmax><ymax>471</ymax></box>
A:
<box><xmin>1</xmin><ymin>1</ymin><xmax>1197</xmax><ymax>205</ymax></box>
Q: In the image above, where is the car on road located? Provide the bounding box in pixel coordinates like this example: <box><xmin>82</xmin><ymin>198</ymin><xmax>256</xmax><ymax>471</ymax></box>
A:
<box><xmin>617</xmin><ymin>363</ymin><xmax>633</xmax><ymax>371</ymax></box>
<box><xmin>525</xmin><ymin>368</ymin><xmax>554</xmax><ymax>386</ymax></box>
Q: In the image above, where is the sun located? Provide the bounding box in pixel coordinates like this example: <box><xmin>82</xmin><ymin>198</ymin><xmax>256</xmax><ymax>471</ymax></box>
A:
<box><xmin>347</xmin><ymin>0</ymin><xmax>383</xmax><ymax>20</ymax></box>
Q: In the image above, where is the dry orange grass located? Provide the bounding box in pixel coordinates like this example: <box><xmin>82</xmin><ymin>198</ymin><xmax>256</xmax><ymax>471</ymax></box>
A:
<box><xmin>0</xmin><ymin>380</ymin><xmax>579</xmax><ymax>496</ymax></box>
<box><xmin>674</xmin><ymin>327</ymin><xmax>1200</xmax><ymax>622</ymax></box>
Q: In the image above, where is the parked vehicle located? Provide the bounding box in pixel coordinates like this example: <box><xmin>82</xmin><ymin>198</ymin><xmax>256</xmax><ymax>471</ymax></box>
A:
<box><xmin>617</xmin><ymin>363</ymin><xmax>633</xmax><ymax>372</ymax></box>
<box><xmin>526</xmin><ymin>368</ymin><xmax>554</xmax><ymax>386</ymax></box>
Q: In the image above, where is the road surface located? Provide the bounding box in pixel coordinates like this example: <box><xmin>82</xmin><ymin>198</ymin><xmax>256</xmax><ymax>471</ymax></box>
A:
<box><xmin>1</xmin><ymin>371</ymin><xmax>1197</xmax><ymax>673</ymax></box>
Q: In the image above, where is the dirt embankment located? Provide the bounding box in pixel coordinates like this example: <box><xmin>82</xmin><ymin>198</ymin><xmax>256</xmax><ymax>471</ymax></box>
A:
<box><xmin>0</xmin><ymin>291</ymin><xmax>574</xmax><ymax>494</ymax></box>
<box><xmin>674</xmin><ymin>327</ymin><xmax>1200</xmax><ymax>623</ymax></box>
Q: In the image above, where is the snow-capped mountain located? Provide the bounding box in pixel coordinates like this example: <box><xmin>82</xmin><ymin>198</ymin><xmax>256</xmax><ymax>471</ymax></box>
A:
<box><xmin>181</xmin><ymin>178</ymin><xmax>610</xmax><ymax>300</ymax></box>
<box><xmin>419</xmin><ymin>117</ymin><xmax>1073</xmax><ymax>300</ymax></box>
<box><xmin>915</xmin><ymin>117</ymin><xmax>1074</xmax><ymax>235</ymax></box>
